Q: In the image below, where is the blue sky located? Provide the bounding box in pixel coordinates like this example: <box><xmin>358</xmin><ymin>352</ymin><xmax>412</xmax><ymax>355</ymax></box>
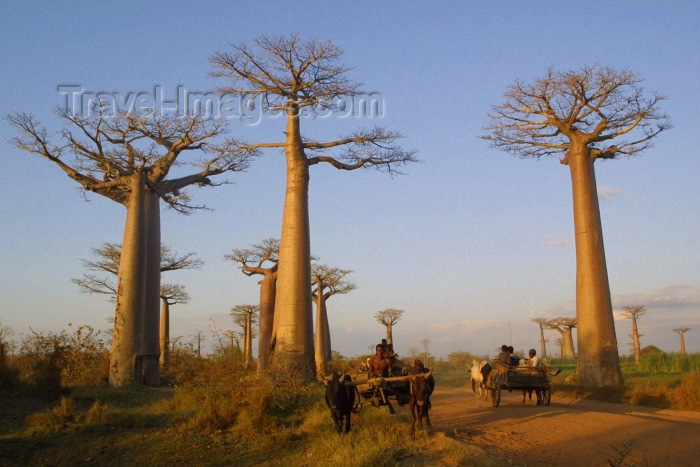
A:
<box><xmin>1</xmin><ymin>1</ymin><xmax>698</xmax><ymax>358</ymax></box>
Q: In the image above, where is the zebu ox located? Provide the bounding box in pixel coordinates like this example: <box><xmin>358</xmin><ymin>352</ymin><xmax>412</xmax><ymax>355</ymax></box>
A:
<box><xmin>470</xmin><ymin>360</ymin><xmax>492</xmax><ymax>399</ymax></box>
<box><xmin>406</xmin><ymin>360</ymin><xmax>435</xmax><ymax>437</ymax></box>
<box><xmin>322</xmin><ymin>372</ymin><xmax>356</xmax><ymax>434</ymax></box>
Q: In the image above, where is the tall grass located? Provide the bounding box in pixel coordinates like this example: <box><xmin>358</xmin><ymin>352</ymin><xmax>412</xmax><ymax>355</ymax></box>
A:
<box><xmin>621</xmin><ymin>352</ymin><xmax>700</xmax><ymax>374</ymax></box>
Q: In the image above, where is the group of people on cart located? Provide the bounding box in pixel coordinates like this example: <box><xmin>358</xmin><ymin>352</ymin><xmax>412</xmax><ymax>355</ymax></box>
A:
<box><xmin>496</xmin><ymin>344</ymin><xmax>540</xmax><ymax>368</ymax></box>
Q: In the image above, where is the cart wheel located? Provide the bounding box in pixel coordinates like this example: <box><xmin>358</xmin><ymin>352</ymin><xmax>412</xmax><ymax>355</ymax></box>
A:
<box><xmin>491</xmin><ymin>388</ymin><xmax>501</xmax><ymax>407</ymax></box>
<box><xmin>542</xmin><ymin>387</ymin><xmax>552</xmax><ymax>406</ymax></box>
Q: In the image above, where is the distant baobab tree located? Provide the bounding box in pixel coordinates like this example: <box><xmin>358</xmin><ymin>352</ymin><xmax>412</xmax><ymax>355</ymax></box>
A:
<box><xmin>231</xmin><ymin>305</ymin><xmax>259</xmax><ymax>368</ymax></box>
<box><xmin>71</xmin><ymin>243</ymin><xmax>202</xmax><ymax>369</ymax></box>
<box><xmin>375</xmin><ymin>309</ymin><xmax>405</xmax><ymax>348</ymax></box>
<box><xmin>311</xmin><ymin>263</ymin><xmax>355</xmax><ymax>374</ymax></box>
<box><xmin>226</xmin><ymin>238</ymin><xmax>279</xmax><ymax>373</ymax></box>
<box><xmin>222</xmin><ymin>329</ymin><xmax>241</xmax><ymax>351</ymax></box>
<box><xmin>484</xmin><ymin>65</ymin><xmax>670</xmax><ymax>386</ymax></box>
<box><xmin>193</xmin><ymin>331</ymin><xmax>206</xmax><ymax>358</ymax></box>
<box><xmin>531</xmin><ymin>317</ymin><xmax>549</xmax><ymax>359</ymax></box>
<box><xmin>621</xmin><ymin>305</ymin><xmax>646</xmax><ymax>364</ymax></box>
<box><xmin>545</xmin><ymin>318</ymin><xmax>577</xmax><ymax>359</ymax></box>
<box><xmin>159</xmin><ymin>284</ymin><xmax>190</xmax><ymax>368</ymax></box>
<box><xmin>673</xmin><ymin>328</ymin><xmax>691</xmax><ymax>355</ymax></box>
<box><xmin>7</xmin><ymin>110</ymin><xmax>256</xmax><ymax>386</ymax></box>
<box><xmin>72</xmin><ymin>243</ymin><xmax>202</xmax><ymax>300</ymax></box>
<box><xmin>554</xmin><ymin>337</ymin><xmax>564</xmax><ymax>358</ymax></box>
<box><xmin>210</xmin><ymin>35</ymin><xmax>416</xmax><ymax>382</ymax></box>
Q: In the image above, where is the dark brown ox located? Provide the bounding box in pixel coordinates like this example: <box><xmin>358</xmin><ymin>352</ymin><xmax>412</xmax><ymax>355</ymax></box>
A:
<box><xmin>322</xmin><ymin>372</ymin><xmax>356</xmax><ymax>434</ymax></box>
<box><xmin>406</xmin><ymin>359</ymin><xmax>434</xmax><ymax>437</ymax></box>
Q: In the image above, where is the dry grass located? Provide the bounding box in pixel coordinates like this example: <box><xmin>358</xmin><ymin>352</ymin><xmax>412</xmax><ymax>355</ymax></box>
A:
<box><xmin>625</xmin><ymin>371</ymin><xmax>700</xmax><ymax>411</ymax></box>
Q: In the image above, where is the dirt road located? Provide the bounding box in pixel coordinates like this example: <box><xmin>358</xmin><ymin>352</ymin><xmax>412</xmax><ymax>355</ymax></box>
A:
<box><xmin>429</xmin><ymin>386</ymin><xmax>700</xmax><ymax>466</ymax></box>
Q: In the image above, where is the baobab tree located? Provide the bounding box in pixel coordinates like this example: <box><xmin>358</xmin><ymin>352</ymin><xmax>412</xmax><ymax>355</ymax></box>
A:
<box><xmin>545</xmin><ymin>318</ymin><xmax>577</xmax><ymax>359</ymax></box>
<box><xmin>531</xmin><ymin>317</ymin><xmax>549</xmax><ymax>359</ymax></box>
<box><xmin>159</xmin><ymin>284</ymin><xmax>190</xmax><ymax>368</ymax></box>
<box><xmin>554</xmin><ymin>338</ymin><xmax>564</xmax><ymax>358</ymax></box>
<box><xmin>71</xmin><ymin>243</ymin><xmax>202</xmax><ymax>369</ymax></box>
<box><xmin>673</xmin><ymin>328</ymin><xmax>690</xmax><ymax>355</ymax></box>
<box><xmin>225</xmin><ymin>238</ymin><xmax>279</xmax><ymax>373</ymax></box>
<box><xmin>231</xmin><ymin>305</ymin><xmax>259</xmax><ymax>368</ymax></box>
<box><xmin>311</xmin><ymin>263</ymin><xmax>356</xmax><ymax>374</ymax></box>
<box><xmin>210</xmin><ymin>35</ymin><xmax>416</xmax><ymax>381</ymax></box>
<box><xmin>484</xmin><ymin>66</ymin><xmax>670</xmax><ymax>386</ymax></box>
<box><xmin>621</xmin><ymin>305</ymin><xmax>646</xmax><ymax>364</ymax></box>
<box><xmin>72</xmin><ymin>243</ymin><xmax>203</xmax><ymax>300</ymax></box>
<box><xmin>375</xmin><ymin>309</ymin><xmax>405</xmax><ymax>347</ymax></box>
<box><xmin>8</xmin><ymin>110</ymin><xmax>255</xmax><ymax>386</ymax></box>
<box><xmin>193</xmin><ymin>331</ymin><xmax>206</xmax><ymax>358</ymax></box>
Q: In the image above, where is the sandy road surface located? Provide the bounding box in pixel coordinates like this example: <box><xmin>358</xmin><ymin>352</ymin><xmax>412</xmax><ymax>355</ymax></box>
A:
<box><xmin>428</xmin><ymin>386</ymin><xmax>700</xmax><ymax>466</ymax></box>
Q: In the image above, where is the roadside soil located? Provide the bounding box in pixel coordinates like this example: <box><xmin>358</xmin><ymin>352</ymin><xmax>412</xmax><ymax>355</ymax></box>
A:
<box><xmin>429</xmin><ymin>386</ymin><xmax>700</xmax><ymax>466</ymax></box>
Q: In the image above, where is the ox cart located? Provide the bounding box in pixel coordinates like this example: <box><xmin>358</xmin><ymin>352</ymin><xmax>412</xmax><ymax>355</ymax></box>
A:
<box><xmin>348</xmin><ymin>374</ymin><xmax>411</xmax><ymax>414</ymax></box>
<box><xmin>484</xmin><ymin>363</ymin><xmax>552</xmax><ymax>407</ymax></box>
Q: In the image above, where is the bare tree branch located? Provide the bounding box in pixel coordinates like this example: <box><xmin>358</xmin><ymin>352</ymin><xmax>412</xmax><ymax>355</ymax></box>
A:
<box><xmin>482</xmin><ymin>65</ymin><xmax>671</xmax><ymax>160</ymax></box>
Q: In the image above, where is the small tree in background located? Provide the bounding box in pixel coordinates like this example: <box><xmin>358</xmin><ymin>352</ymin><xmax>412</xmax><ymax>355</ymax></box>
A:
<box><xmin>375</xmin><ymin>309</ymin><xmax>405</xmax><ymax>348</ymax></box>
<box><xmin>311</xmin><ymin>263</ymin><xmax>355</xmax><ymax>374</ymax></box>
<box><xmin>532</xmin><ymin>317</ymin><xmax>549</xmax><ymax>359</ymax></box>
<box><xmin>231</xmin><ymin>305</ymin><xmax>259</xmax><ymax>368</ymax></box>
<box><xmin>621</xmin><ymin>305</ymin><xmax>646</xmax><ymax>364</ymax></box>
<box><xmin>159</xmin><ymin>284</ymin><xmax>190</xmax><ymax>368</ymax></box>
<box><xmin>226</xmin><ymin>239</ymin><xmax>279</xmax><ymax>373</ymax></box>
<box><xmin>554</xmin><ymin>337</ymin><xmax>564</xmax><ymax>358</ymax></box>
<box><xmin>673</xmin><ymin>328</ymin><xmax>691</xmax><ymax>355</ymax></box>
<box><xmin>545</xmin><ymin>318</ymin><xmax>577</xmax><ymax>359</ymax></box>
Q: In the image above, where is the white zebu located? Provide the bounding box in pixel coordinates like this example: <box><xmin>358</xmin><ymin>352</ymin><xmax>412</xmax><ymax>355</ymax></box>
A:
<box><xmin>470</xmin><ymin>359</ymin><xmax>492</xmax><ymax>399</ymax></box>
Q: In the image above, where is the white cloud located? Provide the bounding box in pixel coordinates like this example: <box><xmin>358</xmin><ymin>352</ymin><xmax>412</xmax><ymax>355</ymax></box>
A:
<box><xmin>598</xmin><ymin>185</ymin><xmax>625</xmax><ymax>201</ymax></box>
<box><xmin>545</xmin><ymin>236</ymin><xmax>573</xmax><ymax>247</ymax></box>
<box><xmin>612</xmin><ymin>285</ymin><xmax>700</xmax><ymax>310</ymax></box>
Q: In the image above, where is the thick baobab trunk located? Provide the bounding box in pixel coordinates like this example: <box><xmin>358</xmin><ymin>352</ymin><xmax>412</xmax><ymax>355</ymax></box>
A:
<box><xmin>142</xmin><ymin>190</ymin><xmax>161</xmax><ymax>385</ymax></box>
<box><xmin>567</xmin><ymin>146</ymin><xmax>622</xmax><ymax>386</ymax></box>
<box><xmin>159</xmin><ymin>298</ymin><xmax>169</xmax><ymax>368</ymax></box>
<box><xmin>314</xmin><ymin>289</ymin><xmax>326</xmax><ymax>374</ymax></box>
<box><xmin>539</xmin><ymin>323</ymin><xmax>547</xmax><ymax>359</ymax></box>
<box><xmin>110</xmin><ymin>173</ymin><xmax>147</xmax><ymax>386</ymax></box>
<box><xmin>631</xmin><ymin>317</ymin><xmax>641</xmax><ymax>364</ymax></box>
<box><xmin>257</xmin><ymin>272</ymin><xmax>276</xmax><ymax>374</ymax></box>
<box><xmin>386</xmin><ymin>325</ymin><xmax>393</xmax><ymax>346</ymax></box>
<box><xmin>270</xmin><ymin>109</ymin><xmax>315</xmax><ymax>382</ymax></box>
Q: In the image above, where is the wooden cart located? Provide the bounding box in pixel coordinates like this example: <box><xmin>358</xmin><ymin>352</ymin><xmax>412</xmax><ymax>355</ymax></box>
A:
<box><xmin>485</xmin><ymin>363</ymin><xmax>552</xmax><ymax>407</ymax></box>
<box><xmin>347</xmin><ymin>374</ymin><xmax>412</xmax><ymax>414</ymax></box>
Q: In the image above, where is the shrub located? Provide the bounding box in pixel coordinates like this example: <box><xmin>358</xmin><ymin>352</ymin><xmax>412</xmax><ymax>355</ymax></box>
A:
<box><xmin>170</xmin><ymin>354</ymin><xmax>321</xmax><ymax>436</ymax></box>
<box><xmin>14</xmin><ymin>324</ymin><xmax>109</xmax><ymax>395</ymax></box>
<box><xmin>668</xmin><ymin>371</ymin><xmax>700</xmax><ymax>411</ymax></box>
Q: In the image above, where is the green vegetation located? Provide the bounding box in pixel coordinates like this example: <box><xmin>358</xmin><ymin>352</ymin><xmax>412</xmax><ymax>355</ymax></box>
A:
<box><xmin>548</xmin><ymin>354</ymin><xmax>700</xmax><ymax>410</ymax></box>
